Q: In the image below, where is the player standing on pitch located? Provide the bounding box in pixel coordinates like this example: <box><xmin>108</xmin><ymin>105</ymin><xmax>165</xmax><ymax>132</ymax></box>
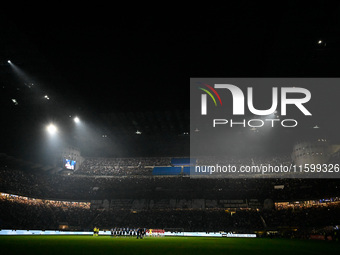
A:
<box><xmin>93</xmin><ymin>226</ymin><xmax>99</xmax><ymax>237</ymax></box>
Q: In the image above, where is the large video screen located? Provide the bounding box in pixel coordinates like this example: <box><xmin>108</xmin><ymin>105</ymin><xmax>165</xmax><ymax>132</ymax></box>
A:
<box><xmin>63</xmin><ymin>158</ymin><xmax>76</xmax><ymax>170</ymax></box>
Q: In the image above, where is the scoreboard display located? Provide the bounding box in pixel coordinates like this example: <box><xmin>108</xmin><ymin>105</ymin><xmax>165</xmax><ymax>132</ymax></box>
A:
<box><xmin>63</xmin><ymin>158</ymin><xmax>76</xmax><ymax>170</ymax></box>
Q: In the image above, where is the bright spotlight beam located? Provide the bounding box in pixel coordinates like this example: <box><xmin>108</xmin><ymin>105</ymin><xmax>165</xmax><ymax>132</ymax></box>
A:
<box><xmin>7</xmin><ymin>60</ymin><xmax>32</xmax><ymax>83</ymax></box>
<box><xmin>46</xmin><ymin>124</ymin><xmax>57</xmax><ymax>135</ymax></box>
<box><xmin>74</xmin><ymin>117</ymin><xmax>80</xmax><ymax>123</ymax></box>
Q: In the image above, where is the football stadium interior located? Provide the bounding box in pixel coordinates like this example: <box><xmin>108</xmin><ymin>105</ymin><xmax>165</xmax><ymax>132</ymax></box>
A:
<box><xmin>1</xmin><ymin>3</ymin><xmax>340</xmax><ymax>255</ymax></box>
<box><xmin>1</xmin><ymin>153</ymin><xmax>340</xmax><ymax>237</ymax></box>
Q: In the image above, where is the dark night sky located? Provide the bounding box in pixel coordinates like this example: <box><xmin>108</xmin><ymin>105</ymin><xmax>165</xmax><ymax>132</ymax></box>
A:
<box><xmin>1</xmin><ymin>3</ymin><xmax>340</xmax><ymax>161</ymax></box>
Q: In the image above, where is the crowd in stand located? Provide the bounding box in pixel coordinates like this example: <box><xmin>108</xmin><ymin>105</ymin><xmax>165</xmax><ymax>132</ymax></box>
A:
<box><xmin>75</xmin><ymin>157</ymin><xmax>171</xmax><ymax>176</ymax></box>
<box><xmin>0</xmin><ymin>195</ymin><xmax>95</xmax><ymax>230</ymax></box>
<box><xmin>0</xmin><ymin>192</ymin><xmax>90</xmax><ymax>209</ymax></box>
<box><xmin>1</xmin><ymin>192</ymin><xmax>339</xmax><ymax>235</ymax></box>
<box><xmin>0</xmin><ymin>191</ymin><xmax>262</xmax><ymax>232</ymax></box>
<box><xmin>1</xmin><ymin>165</ymin><xmax>340</xmax><ymax>202</ymax></box>
<box><xmin>74</xmin><ymin>155</ymin><xmax>293</xmax><ymax>177</ymax></box>
<box><xmin>90</xmin><ymin>208</ymin><xmax>264</xmax><ymax>233</ymax></box>
<box><xmin>262</xmin><ymin>203</ymin><xmax>340</xmax><ymax>229</ymax></box>
<box><xmin>1</xmin><ymin>154</ymin><xmax>340</xmax><ymax>237</ymax></box>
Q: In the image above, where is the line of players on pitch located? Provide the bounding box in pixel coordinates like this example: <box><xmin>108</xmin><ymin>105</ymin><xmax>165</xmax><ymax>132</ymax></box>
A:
<box><xmin>93</xmin><ymin>227</ymin><xmax>147</xmax><ymax>239</ymax></box>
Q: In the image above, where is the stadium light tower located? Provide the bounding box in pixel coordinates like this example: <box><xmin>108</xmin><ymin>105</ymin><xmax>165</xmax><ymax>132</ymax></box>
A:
<box><xmin>74</xmin><ymin>116</ymin><xmax>80</xmax><ymax>123</ymax></box>
<box><xmin>7</xmin><ymin>60</ymin><xmax>31</xmax><ymax>83</ymax></box>
<box><xmin>46</xmin><ymin>124</ymin><xmax>57</xmax><ymax>135</ymax></box>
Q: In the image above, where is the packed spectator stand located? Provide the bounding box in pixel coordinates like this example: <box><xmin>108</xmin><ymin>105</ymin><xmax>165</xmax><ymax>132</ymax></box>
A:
<box><xmin>0</xmin><ymin>153</ymin><xmax>340</xmax><ymax>238</ymax></box>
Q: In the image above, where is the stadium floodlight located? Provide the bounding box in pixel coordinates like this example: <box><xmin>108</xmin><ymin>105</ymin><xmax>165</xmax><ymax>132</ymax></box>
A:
<box><xmin>11</xmin><ymin>99</ymin><xmax>18</xmax><ymax>105</ymax></box>
<box><xmin>46</xmin><ymin>124</ymin><xmax>57</xmax><ymax>135</ymax></box>
<box><xmin>74</xmin><ymin>116</ymin><xmax>80</xmax><ymax>123</ymax></box>
<box><xmin>7</xmin><ymin>60</ymin><xmax>11</xmax><ymax>64</ymax></box>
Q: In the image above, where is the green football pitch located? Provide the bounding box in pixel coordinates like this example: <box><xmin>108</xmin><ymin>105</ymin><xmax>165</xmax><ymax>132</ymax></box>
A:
<box><xmin>0</xmin><ymin>236</ymin><xmax>339</xmax><ymax>255</ymax></box>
